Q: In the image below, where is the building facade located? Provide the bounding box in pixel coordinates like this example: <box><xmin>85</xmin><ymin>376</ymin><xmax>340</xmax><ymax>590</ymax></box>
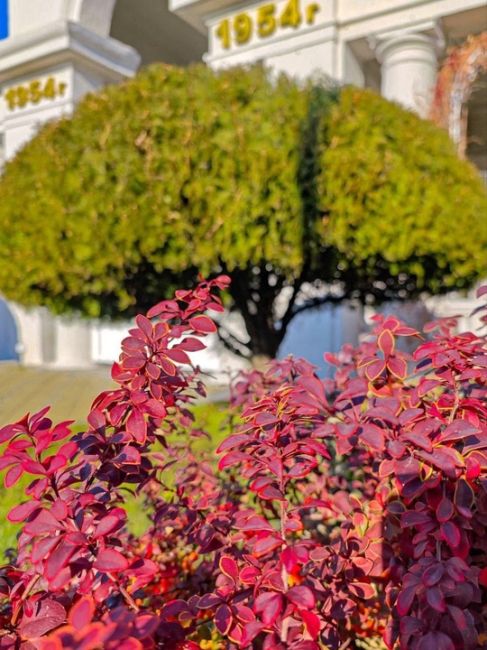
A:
<box><xmin>0</xmin><ymin>0</ymin><xmax>485</xmax><ymax>371</ymax></box>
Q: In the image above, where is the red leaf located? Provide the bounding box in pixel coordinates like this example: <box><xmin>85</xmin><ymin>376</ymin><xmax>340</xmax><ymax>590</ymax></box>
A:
<box><xmin>93</xmin><ymin>548</ymin><xmax>128</xmax><ymax>572</ymax></box>
<box><xmin>417</xmin><ymin>632</ymin><xmax>454</xmax><ymax>650</ymax></box>
<box><xmin>299</xmin><ymin>376</ymin><xmax>326</xmax><ymax>404</ymax></box>
<box><xmin>241</xmin><ymin>621</ymin><xmax>264</xmax><ymax>645</ymax></box>
<box><xmin>439</xmin><ymin>420</ymin><xmax>478</xmax><ymax>443</ymax></box>
<box><xmin>93</xmin><ymin>514</ymin><xmax>123</xmax><ymax>539</ymax></box>
<box><xmin>252</xmin><ymin>535</ymin><xmax>283</xmax><ymax>556</ymax></box>
<box><xmin>32</xmin><ymin>536</ymin><xmax>60</xmax><ymax>564</ymax></box>
<box><xmin>360</xmin><ymin>425</ymin><xmax>385</xmax><ymax>452</ymax></box>
<box><xmin>165</xmin><ymin>348</ymin><xmax>191</xmax><ymax>364</ymax></box>
<box><xmin>237</xmin><ymin>515</ymin><xmax>275</xmax><ymax>532</ymax></box>
<box><xmin>348</xmin><ymin>582</ymin><xmax>375</xmax><ymax>600</ymax></box>
<box><xmin>7</xmin><ymin>500</ymin><xmax>41</xmax><ymax>523</ymax></box>
<box><xmin>287</xmin><ymin>585</ymin><xmax>315</xmax><ymax>609</ymax></box>
<box><xmin>257</xmin><ymin>485</ymin><xmax>285</xmax><ymax>501</ymax></box>
<box><xmin>178</xmin><ymin>337</ymin><xmax>206</xmax><ymax>352</ymax></box>
<box><xmin>126</xmin><ymin>409</ymin><xmax>147</xmax><ymax>444</ymax></box>
<box><xmin>87</xmin><ymin>409</ymin><xmax>106</xmax><ymax>431</ymax></box>
<box><xmin>215</xmin><ymin>604</ymin><xmax>233</xmax><ymax>636</ymax></box>
<box><xmin>436</xmin><ymin>497</ymin><xmax>454</xmax><ymax>523</ymax></box>
<box><xmin>426</xmin><ymin>586</ymin><xmax>446</xmax><ymax>612</ymax></box>
<box><xmin>146</xmin><ymin>362</ymin><xmax>161</xmax><ymax>380</ymax></box>
<box><xmin>68</xmin><ymin>596</ymin><xmax>95</xmax><ymax>630</ymax></box>
<box><xmin>19</xmin><ymin>599</ymin><xmax>66</xmax><ymax>639</ymax></box>
<box><xmin>147</xmin><ymin>299</ymin><xmax>180</xmax><ymax>319</ymax></box>
<box><xmin>396</xmin><ymin>585</ymin><xmax>416</xmax><ymax>616</ymax></box>
<box><xmin>5</xmin><ymin>464</ymin><xmax>23</xmax><ymax>488</ymax></box>
<box><xmin>46</xmin><ymin>540</ymin><xmax>78</xmax><ymax>581</ymax></box>
<box><xmin>217</xmin><ymin>434</ymin><xmax>249</xmax><ymax>453</ymax></box>
<box><xmin>219</xmin><ymin>556</ymin><xmax>239</xmax><ymax>582</ymax></box>
<box><xmin>24</xmin><ymin>509</ymin><xmax>63</xmax><ymax>535</ymax></box>
<box><xmin>301</xmin><ymin>610</ymin><xmax>321</xmax><ymax>639</ymax></box>
<box><xmin>478</xmin><ymin>568</ymin><xmax>487</xmax><ymax>587</ymax></box>
<box><xmin>218</xmin><ymin>451</ymin><xmax>248</xmax><ymax>471</ymax></box>
<box><xmin>422</xmin><ymin>563</ymin><xmax>444</xmax><ymax>587</ymax></box>
<box><xmin>255</xmin><ymin>592</ymin><xmax>282</xmax><ymax>625</ymax></box>
<box><xmin>113</xmin><ymin>445</ymin><xmax>141</xmax><ymax>466</ymax></box>
<box><xmin>440</xmin><ymin>521</ymin><xmax>461</xmax><ymax>549</ymax></box>
<box><xmin>189</xmin><ymin>315</ymin><xmax>216</xmax><ymax>334</ymax></box>
<box><xmin>50</xmin><ymin>499</ymin><xmax>68</xmax><ymax>520</ymax></box>
<box><xmin>135</xmin><ymin>314</ymin><xmax>153</xmax><ymax>339</ymax></box>
<box><xmin>402</xmin><ymin>430</ymin><xmax>432</xmax><ymax>452</ymax></box>
<box><xmin>197</xmin><ymin>593</ymin><xmax>223</xmax><ymax>609</ymax></box>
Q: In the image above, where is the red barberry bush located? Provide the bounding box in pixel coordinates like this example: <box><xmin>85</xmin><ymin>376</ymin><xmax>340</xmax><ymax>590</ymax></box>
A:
<box><xmin>0</xmin><ymin>278</ymin><xmax>486</xmax><ymax>650</ymax></box>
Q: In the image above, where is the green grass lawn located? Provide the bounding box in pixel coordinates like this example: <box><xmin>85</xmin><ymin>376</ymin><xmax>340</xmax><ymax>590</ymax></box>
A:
<box><xmin>0</xmin><ymin>402</ymin><xmax>232</xmax><ymax>557</ymax></box>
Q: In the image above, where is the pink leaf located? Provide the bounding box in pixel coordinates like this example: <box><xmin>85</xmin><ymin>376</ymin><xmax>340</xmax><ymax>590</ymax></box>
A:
<box><xmin>219</xmin><ymin>556</ymin><xmax>239</xmax><ymax>582</ymax></box>
<box><xmin>378</xmin><ymin>330</ymin><xmax>395</xmax><ymax>357</ymax></box>
<box><xmin>189</xmin><ymin>315</ymin><xmax>216</xmax><ymax>334</ymax></box>
<box><xmin>5</xmin><ymin>464</ymin><xmax>23</xmax><ymax>488</ymax></box>
<box><xmin>94</xmin><ymin>548</ymin><xmax>128</xmax><ymax>572</ymax></box>
<box><xmin>365</xmin><ymin>359</ymin><xmax>386</xmax><ymax>381</ymax></box>
<box><xmin>255</xmin><ymin>592</ymin><xmax>282</xmax><ymax>626</ymax></box>
<box><xmin>135</xmin><ymin>314</ymin><xmax>153</xmax><ymax>339</ymax></box>
<box><xmin>287</xmin><ymin>585</ymin><xmax>315</xmax><ymax>609</ymax></box>
<box><xmin>216</xmin><ymin>434</ymin><xmax>249</xmax><ymax>453</ymax></box>
<box><xmin>24</xmin><ymin>509</ymin><xmax>63</xmax><ymax>535</ymax></box>
<box><xmin>93</xmin><ymin>514</ymin><xmax>123</xmax><ymax>539</ymax></box>
<box><xmin>178</xmin><ymin>337</ymin><xmax>206</xmax><ymax>352</ymax></box>
<box><xmin>348</xmin><ymin>582</ymin><xmax>375</xmax><ymax>600</ymax></box>
<box><xmin>7</xmin><ymin>500</ymin><xmax>41</xmax><ymax>523</ymax></box>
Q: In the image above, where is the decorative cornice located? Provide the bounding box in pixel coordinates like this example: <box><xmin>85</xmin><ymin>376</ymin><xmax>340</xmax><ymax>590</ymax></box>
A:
<box><xmin>0</xmin><ymin>20</ymin><xmax>140</xmax><ymax>84</ymax></box>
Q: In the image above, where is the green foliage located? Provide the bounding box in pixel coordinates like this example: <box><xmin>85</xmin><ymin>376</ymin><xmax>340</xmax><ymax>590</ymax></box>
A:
<box><xmin>0</xmin><ymin>64</ymin><xmax>309</xmax><ymax>318</ymax></box>
<box><xmin>319</xmin><ymin>87</ymin><xmax>487</xmax><ymax>294</ymax></box>
<box><xmin>0</xmin><ymin>64</ymin><xmax>485</xmax><ymax>356</ymax></box>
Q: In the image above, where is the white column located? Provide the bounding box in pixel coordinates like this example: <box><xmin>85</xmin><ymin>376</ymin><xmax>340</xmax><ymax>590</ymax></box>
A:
<box><xmin>54</xmin><ymin>318</ymin><xmax>93</xmax><ymax>368</ymax></box>
<box><xmin>376</xmin><ymin>32</ymin><xmax>438</xmax><ymax>117</ymax></box>
<box><xmin>0</xmin><ymin>12</ymin><xmax>140</xmax><ymax>368</ymax></box>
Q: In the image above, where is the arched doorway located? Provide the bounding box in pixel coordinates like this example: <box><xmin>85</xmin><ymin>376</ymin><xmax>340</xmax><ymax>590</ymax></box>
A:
<box><xmin>431</xmin><ymin>32</ymin><xmax>487</xmax><ymax>160</ymax></box>
<box><xmin>110</xmin><ymin>0</ymin><xmax>205</xmax><ymax>67</ymax></box>
<box><xmin>465</xmin><ymin>71</ymin><xmax>487</xmax><ymax>182</ymax></box>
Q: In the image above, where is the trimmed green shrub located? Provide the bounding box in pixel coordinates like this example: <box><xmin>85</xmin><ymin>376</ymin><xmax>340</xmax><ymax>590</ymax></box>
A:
<box><xmin>320</xmin><ymin>87</ymin><xmax>487</xmax><ymax>295</ymax></box>
<box><xmin>0</xmin><ymin>64</ymin><xmax>485</xmax><ymax>358</ymax></box>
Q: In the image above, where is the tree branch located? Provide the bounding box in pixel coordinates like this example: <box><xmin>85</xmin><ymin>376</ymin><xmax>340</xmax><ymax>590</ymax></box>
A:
<box><xmin>217</xmin><ymin>326</ymin><xmax>252</xmax><ymax>360</ymax></box>
<box><xmin>285</xmin><ymin>293</ymin><xmax>345</xmax><ymax>321</ymax></box>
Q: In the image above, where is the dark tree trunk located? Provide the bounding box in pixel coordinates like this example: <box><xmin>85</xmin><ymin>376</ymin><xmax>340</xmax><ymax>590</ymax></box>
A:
<box><xmin>225</xmin><ymin>266</ymin><xmax>283</xmax><ymax>360</ymax></box>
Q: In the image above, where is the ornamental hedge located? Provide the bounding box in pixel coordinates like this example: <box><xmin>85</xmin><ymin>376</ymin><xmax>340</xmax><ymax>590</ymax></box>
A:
<box><xmin>0</xmin><ymin>64</ymin><xmax>485</xmax><ymax>358</ymax></box>
<box><xmin>1</xmin><ymin>278</ymin><xmax>487</xmax><ymax>649</ymax></box>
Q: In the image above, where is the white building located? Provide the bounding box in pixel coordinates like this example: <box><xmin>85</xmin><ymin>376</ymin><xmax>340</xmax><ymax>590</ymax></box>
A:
<box><xmin>0</xmin><ymin>0</ymin><xmax>485</xmax><ymax>371</ymax></box>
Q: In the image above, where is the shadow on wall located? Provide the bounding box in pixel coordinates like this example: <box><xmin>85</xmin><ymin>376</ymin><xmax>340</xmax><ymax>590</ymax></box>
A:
<box><xmin>0</xmin><ymin>298</ymin><xmax>19</xmax><ymax>361</ymax></box>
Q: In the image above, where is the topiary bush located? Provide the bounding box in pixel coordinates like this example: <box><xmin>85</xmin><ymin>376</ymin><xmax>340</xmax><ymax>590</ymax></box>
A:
<box><xmin>0</xmin><ymin>64</ymin><xmax>485</xmax><ymax>359</ymax></box>
<box><xmin>0</xmin><ymin>277</ymin><xmax>486</xmax><ymax>649</ymax></box>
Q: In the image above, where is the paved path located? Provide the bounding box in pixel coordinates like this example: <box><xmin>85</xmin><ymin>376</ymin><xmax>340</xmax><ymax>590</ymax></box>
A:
<box><xmin>0</xmin><ymin>363</ymin><xmax>113</xmax><ymax>425</ymax></box>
